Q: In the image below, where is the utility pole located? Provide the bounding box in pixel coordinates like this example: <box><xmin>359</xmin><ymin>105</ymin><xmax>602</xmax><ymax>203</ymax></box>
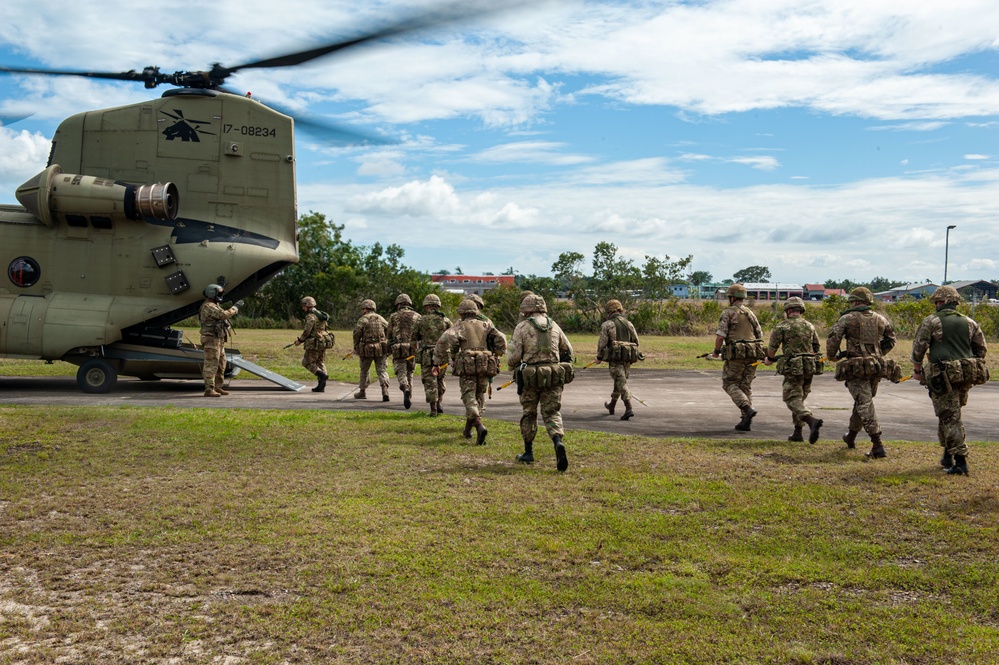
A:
<box><xmin>944</xmin><ymin>225</ymin><xmax>956</xmax><ymax>284</ymax></box>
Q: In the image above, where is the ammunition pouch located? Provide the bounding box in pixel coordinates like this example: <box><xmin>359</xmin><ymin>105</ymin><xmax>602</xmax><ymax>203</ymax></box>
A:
<box><xmin>360</xmin><ymin>341</ymin><xmax>388</xmax><ymax>358</ymax></box>
<box><xmin>305</xmin><ymin>331</ymin><xmax>335</xmax><ymax>351</ymax></box>
<box><xmin>455</xmin><ymin>349</ymin><xmax>500</xmax><ymax>377</ymax></box>
<box><xmin>834</xmin><ymin>356</ymin><xmax>883</xmax><ymax>382</ymax></box>
<box><xmin>418</xmin><ymin>346</ymin><xmax>436</xmax><ymax>366</ymax></box>
<box><xmin>924</xmin><ymin>358</ymin><xmax>990</xmax><ymax>393</ymax></box>
<box><xmin>601</xmin><ymin>341</ymin><xmax>643</xmax><ymax>363</ymax></box>
<box><xmin>882</xmin><ymin>358</ymin><xmax>903</xmax><ymax>383</ymax></box>
<box><xmin>391</xmin><ymin>342</ymin><xmax>413</xmax><ymax>361</ymax></box>
<box><xmin>516</xmin><ymin>362</ymin><xmax>574</xmax><ymax>389</ymax></box>
<box><xmin>722</xmin><ymin>340</ymin><xmax>766</xmax><ymax>361</ymax></box>
<box><xmin>776</xmin><ymin>353</ymin><xmax>824</xmax><ymax>377</ymax></box>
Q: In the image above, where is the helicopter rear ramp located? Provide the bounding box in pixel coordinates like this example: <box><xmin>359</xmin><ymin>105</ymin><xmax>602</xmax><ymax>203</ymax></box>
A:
<box><xmin>227</xmin><ymin>356</ymin><xmax>305</xmax><ymax>392</ymax></box>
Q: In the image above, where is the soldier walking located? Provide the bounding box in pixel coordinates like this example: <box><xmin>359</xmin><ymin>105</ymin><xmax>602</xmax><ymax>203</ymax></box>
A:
<box><xmin>412</xmin><ymin>294</ymin><xmax>452</xmax><ymax>416</ymax></box>
<box><xmin>826</xmin><ymin>287</ymin><xmax>897</xmax><ymax>458</ymax></box>
<box><xmin>911</xmin><ymin>286</ymin><xmax>989</xmax><ymax>475</ymax></box>
<box><xmin>764</xmin><ymin>297</ymin><xmax>824</xmax><ymax>443</ymax></box>
<box><xmin>433</xmin><ymin>300</ymin><xmax>507</xmax><ymax>444</ymax></box>
<box><xmin>711</xmin><ymin>284</ymin><xmax>765</xmax><ymax>430</ymax></box>
<box><xmin>508</xmin><ymin>294</ymin><xmax>574</xmax><ymax>472</ymax></box>
<box><xmin>388</xmin><ymin>293</ymin><xmax>421</xmax><ymax>409</ymax></box>
<box><xmin>352</xmin><ymin>299</ymin><xmax>391</xmax><ymax>401</ymax></box>
<box><xmin>595</xmin><ymin>299</ymin><xmax>641</xmax><ymax>420</ymax></box>
<box><xmin>293</xmin><ymin>295</ymin><xmax>333</xmax><ymax>393</ymax></box>
<box><xmin>199</xmin><ymin>283</ymin><xmax>239</xmax><ymax>397</ymax></box>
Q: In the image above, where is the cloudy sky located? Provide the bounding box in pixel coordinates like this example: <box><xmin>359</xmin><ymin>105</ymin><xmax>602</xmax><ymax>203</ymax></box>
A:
<box><xmin>1</xmin><ymin>0</ymin><xmax>997</xmax><ymax>286</ymax></box>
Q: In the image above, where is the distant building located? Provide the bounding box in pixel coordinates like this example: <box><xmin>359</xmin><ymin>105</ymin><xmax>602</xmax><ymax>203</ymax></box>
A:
<box><xmin>803</xmin><ymin>284</ymin><xmax>847</xmax><ymax>300</ymax></box>
<box><xmin>735</xmin><ymin>282</ymin><xmax>806</xmax><ymax>301</ymax></box>
<box><xmin>875</xmin><ymin>282</ymin><xmax>938</xmax><ymax>302</ymax></box>
<box><xmin>430</xmin><ymin>274</ymin><xmax>515</xmax><ymax>297</ymax></box>
<box><xmin>946</xmin><ymin>280</ymin><xmax>998</xmax><ymax>301</ymax></box>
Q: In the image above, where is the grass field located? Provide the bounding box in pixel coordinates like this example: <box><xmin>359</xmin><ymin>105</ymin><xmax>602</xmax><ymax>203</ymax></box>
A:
<box><xmin>2</xmin><ymin>406</ymin><xmax>998</xmax><ymax>663</ymax></box>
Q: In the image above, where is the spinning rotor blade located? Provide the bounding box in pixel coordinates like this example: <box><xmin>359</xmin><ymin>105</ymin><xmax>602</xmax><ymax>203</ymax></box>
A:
<box><xmin>0</xmin><ymin>65</ymin><xmax>153</xmax><ymax>83</ymax></box>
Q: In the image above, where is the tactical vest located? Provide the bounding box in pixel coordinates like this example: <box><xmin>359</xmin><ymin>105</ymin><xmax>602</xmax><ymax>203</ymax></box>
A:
<box><xmin>929</xmin><ymin>310</ymin><xmax>973</xmax><ymax>363</ymax></box>
<box><xmin>729</xmin><ymin>306</ymin><xmax>757</xmax><ymax>341</ymax></box>
<box><xmin>359</xmin><ymin>314</ymin><xmax>388</xmax><ymax>358</ymax></box>
<box><xmin>390</xmin><ymin>308</ymin><xmax>419</xmax><ymax>360</ymax></box>
<box><xmin>415</xmin><ymin>312</ymin><xmax>450</xmax><ymax>365</ymax></box>
<box><xmin>455</xmin><ymin>318</ymin><xmax>499</xmax><ymax>377</ymax></box>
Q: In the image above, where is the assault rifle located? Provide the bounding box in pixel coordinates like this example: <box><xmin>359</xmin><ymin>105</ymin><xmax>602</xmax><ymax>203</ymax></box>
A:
<box><xmin>342</xmin><ymin>350</ymin><xmax>354</xmax><ymax>360</ymax></box>
<box><xmin>582</xmin><ymin>359</ymin><xmax>599</xmax><ymax>369</ymax></box>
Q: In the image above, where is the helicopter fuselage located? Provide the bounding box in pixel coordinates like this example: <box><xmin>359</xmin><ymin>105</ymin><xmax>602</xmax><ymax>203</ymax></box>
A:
<box><xmin>0</xmin><ymin>89</ymin><xmax>299</xmax><ymax>368</ymax></box>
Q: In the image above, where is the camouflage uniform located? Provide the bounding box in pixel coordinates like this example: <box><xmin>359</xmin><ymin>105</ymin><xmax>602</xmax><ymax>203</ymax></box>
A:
<box><xmin>434</xmin><ymin>301</ymin><xmax>507</xmax><ymax>444</ymax></box>
<box><xmin>388</xmin><ymin>294</ymin><xmax>421</xmax><ymax>408</ymax></box>
<box><xmin>198</xmin><ymin>293</ymin><xmax>238</xmax><ymax>396</ymax></box>
<box><xmin>297</xmin><ymin>296</ymin><xmax>332</xmax><ymax>392</ymax></box>
<box><xmin>766</xmin><ymin>298</ymin><xmax>823</xmax><ymax>442</ymax></box>
<box><xmin>912</xmin><ymin>287</ymin><xmax>988</xmax><ymax>474</ymax></box>
<box><xmin>412</xmin><ymin>295</ymin><xmax>452</xmax><ymax>415</ymax></box>
<box><xmin>597</xmin><ymin>300</ymin><xmax>641</xmax><ymax>420</ymax></box>
<box><xmin>509</xmin><ymin>295</ymin><xmax>574</xmax><ymax>471</ymax></box>
<box><xmin>713</xmin><ymin>285</ymin><xmax>765</xmax><ymax>430</ymax></box>
<box><xmin>353</xmin><ymin>300</ymin><xmax>391</xmax><ymax>401</ymax></box>
<box><xmin>826</xmin><ymin>287</ymin><xmax>897</xmax><ymax>458</ymax></box>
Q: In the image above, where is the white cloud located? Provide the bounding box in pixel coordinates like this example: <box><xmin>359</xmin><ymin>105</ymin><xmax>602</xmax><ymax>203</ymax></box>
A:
<box><xmin>964</xmin><ymin>154</ymin><xmax>990</xmax><ymax>160</ymax></box>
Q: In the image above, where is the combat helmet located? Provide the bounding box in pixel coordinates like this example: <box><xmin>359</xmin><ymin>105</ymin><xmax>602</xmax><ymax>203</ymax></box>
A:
<box><xmin>467</xmin><ymin>293</ymin><xmax>485</xmax><ymax>309</ymax></box>
<box><xmin>203</xmin><ymin>283</ymin><xmax>224</xmax><ymax>301</ymax></box>
<box><xmin>930</xmin><ymin>285</ymin><xmax>961</xmax><ymax>305</ymax></box>
<box><xmin>848</xmin><ymin>287</ymin><xmax>873</xmax><ymax>304</ymax></box>
<box><xmin>457</xmin><ymin>300</ymin><xmax>479</xmax><ymax>316</ymax></box>
<box><xmin>519</xmin><ymin>290</ymin><xmax>535</xmax><ymax>303</ymax></box>
<box><xmin>395</xmin><ymin>293</ymin><xmax>413</xmax><ymax>307</ymax></box>
<box><xmin>422</xmin><ymin>293</ymin><xmax>441</xmax><ymax>307</ymax></box>
<box><xmin>520</xmin><ymin>294</ymin><xmax>548</xmax><ymax>315</ymax></box>
<box><xmin>605</xmin><ymin>299</ymin><xmax>624</xmax><ymax>314</ymax></box>
<box><xmin>783</xmin><ymin>296</ymin><xmax>805</xmax><ymax>313</ymax></box>
<box><xmin>300</xmin><ymin>296</ymin><xmax>316</xmax><ymax>308</ymax></box>
<box><xmin>726</xmin><ymin>284</ymin><xmax>748</xmax><ymax>299</ymax></box>
<box><xmin>360</xmin><ymin>299</ymin><xmax>377</xmax><ymax>311</ymax></box>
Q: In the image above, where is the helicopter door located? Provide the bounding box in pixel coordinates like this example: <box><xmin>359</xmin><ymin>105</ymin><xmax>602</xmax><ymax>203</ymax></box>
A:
<box><xmin>4</xmin><ymin>295</ymin><xmax>49</xmax><ymax>357</ymax></box>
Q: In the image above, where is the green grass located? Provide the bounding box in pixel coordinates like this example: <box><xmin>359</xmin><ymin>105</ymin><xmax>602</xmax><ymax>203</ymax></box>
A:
<box><xmin>2</xmin><ymin>406</ymin><xmax>998</xmax><ymax>663</ymax></box>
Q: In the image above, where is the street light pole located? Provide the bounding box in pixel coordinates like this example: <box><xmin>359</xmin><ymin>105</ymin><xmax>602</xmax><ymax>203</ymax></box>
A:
<box><xmin>944</xmin><ymin>225</ymin><xmax>956</xmax><ymax>284</ymax></box>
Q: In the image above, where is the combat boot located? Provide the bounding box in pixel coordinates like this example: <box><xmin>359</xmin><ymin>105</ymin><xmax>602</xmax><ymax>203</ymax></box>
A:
<box><xmin>734</xmin><ymin>405</ymin><xmax>757</xmax><ymax>431</ymax></box>
<box><xmin>940</xmin><ymin>450</ymin><xmax>953</xmax><ymax>468</ymax></box>
<box><xmin>403</xmin><ymin>389</ymin><xmax>412</xmax><ymax>410</ymax></box>
<box><xmin>842</xmin><ymin>430</ymin><xmax>858</xmax><ymax>449</ymax></box>
<box><xmin>945</xmin><ymin>454</ymin><xmax>968</xmax><ymax>475</ymax></box>
<box><xmin>204</xmin><ymin>388</ymin><xmax>221</xmax><ymax>397</ymax></box>
<box><xmin>620</xmin><ymin>400</ymin><xmax>635</xmax><ymax>421</ymax></box>
<box><xmin>804</xmin><ymin>415</ymin><xmax>823</xmax><ymax>444</ymax></box>
<box><xmin>553</xmin><ymin>434</ymin><xmax>568</xmax><ymax>472</ymax></box>
<box><xmin>354</xmin><ymin>389</ymin><xmax>367</xmax><ymax>399</ymax></box>
<box><xmin>788</xmin><ymin>426</ymin><xmax>804</xmax><ymax>442</ymax></box>
<box><xmin>215</xmin><ymin>386</ymin><xmax>230</xmax><ymax>396</ymax></box>
<box><xmin>474</xmin><ymin>417</ymin><xmax>488</xmax><ymax>445</ymax></box>
<box><xmin>429</xmin><ymin>402</ymin><xmax>438</xmax><ymax>417</ymax></box>
<box><xmin>866</xmin><ymin>433</ymin><xmax>887</xmax><ymax>459</ymax></box>
<box><xmin>436</xmin><ymin>400</ymin><xmax>444</xmax><ymax>414</ymax></box>
<box><xmin>604</xmin><ymin>398</ymin><xmax>617</xmax><ymax>415</ymax></box>
<box><xmin>516</xmin><ymin>440</ymin><xmax>534</xmax><ymax>463</ymax></box>
<box><xmin>312</xmin><ymin>372</ymin><xmax>327</xmax><ymax>393</ymax></box>
<box><xmin>463</xmin><ymin>418</ymin><xmax>474</xmax><ymax>439</ymax></box>
<box><xmin>381</xmin><ymin>385</ymin><xmax>390</xmax><ymax>402</ymax></box>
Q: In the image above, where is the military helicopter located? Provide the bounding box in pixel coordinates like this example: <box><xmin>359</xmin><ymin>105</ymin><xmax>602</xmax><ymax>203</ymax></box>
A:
<box><xmin>0</xmin><ymin>4</ymin><xmax>497</xmax><ymax>393</ymax></box>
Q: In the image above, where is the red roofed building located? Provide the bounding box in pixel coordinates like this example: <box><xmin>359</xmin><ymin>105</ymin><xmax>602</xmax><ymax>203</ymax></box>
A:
<box><xmin>431</xmin><ymin>274</ymin><xmax>515</xmax><ymax>297</ymax></box>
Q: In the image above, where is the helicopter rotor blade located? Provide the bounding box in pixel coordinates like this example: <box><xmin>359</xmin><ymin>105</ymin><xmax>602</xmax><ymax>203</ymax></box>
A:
<box><xmin>220</xmin><ymin>0</ymin><xmax>528</xmax><ymax>78</ymax></box>
<box><xmin>0</xmin><ymin>65</ymin><xmax>152</xmax><ymax>83</ymax></box>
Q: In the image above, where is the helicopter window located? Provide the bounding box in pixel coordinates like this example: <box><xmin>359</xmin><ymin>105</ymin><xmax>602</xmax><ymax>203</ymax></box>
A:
<box><xmin>91</xmin><ymin>217</ymin><xmax>113</xmax><ymax>230</ymax></box>
<box><xmin>8</xmin><ymin>257</ymin><xmax>41</xmax><ymax>288</ymax></box>
<box><xmin>66</xmin><ymin>215</ymin><xmax>88</xmax><ymax>228</ymax></box>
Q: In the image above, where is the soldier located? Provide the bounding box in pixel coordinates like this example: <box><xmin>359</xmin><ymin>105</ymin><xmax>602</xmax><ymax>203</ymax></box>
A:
<box><xmin>293</xmin><ymin>295</ymin><xmax>333</xmax><ymax>393</ymax></box>
<box><xmin>465</xmin><ymin>293</ymin><xmax>492</xmax><ymax>414</ymax></box>
<box><xmin>433</xmin><ymin>300</ymin><xmax>507</xmax><ymax>444</ymax></box>
<box><xmin>388</xmin><ymin>293</ymin><xmax>421</xmax><ymax>409</ymax></box>
<box><xmin>517</xmin><ymin>290</ymin><xmax>535</xmax><ymax>322</ymax></box>
<box><xmin>826</xmin><ymin>287</ymin><xmax>897</xmax><ymax>459</ymax></box>
<box><xmin>764</xmin><ymin>297</ymin><xmax>824</xmax><ymax>443</ymax></box>
<box><xmin>412</xmin><ymin>293</ymin><xmax>453</xmax><ymax>416</ymax></box>
<box><xmin>710</xmin><ymin>284</ymin><xmax>765</xmax><ymax>431</ymax></box>
<box><xmin>199</xmin><ymin>283</ymin><xmax>240</xmax><ymax>397</ymax></box>
<box><xmin>911</xmin><ymin>286</ymin><xmax>989</xmax><ymax>475</ymax></box>
<box><xmin>595</xmin><ymin>299</ymin><xmax>641</xmax><ymax>420</ymax></box>
<box><xmin>352</xmin><ymin>299</ymin><xmax>391</xmax><ymax>401</ymax></box>
<box><xmin>508</xmin><ymin>294</ymin><xmax>574</xmax><ymax>472</ymax></box>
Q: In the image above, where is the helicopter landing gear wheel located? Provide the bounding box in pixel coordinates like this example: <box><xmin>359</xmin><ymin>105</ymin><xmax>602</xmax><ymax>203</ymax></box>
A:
<box><xmin>77</xmin><ymin>359</ymin><xmax>118</xmax><ymax>394</ymax></box>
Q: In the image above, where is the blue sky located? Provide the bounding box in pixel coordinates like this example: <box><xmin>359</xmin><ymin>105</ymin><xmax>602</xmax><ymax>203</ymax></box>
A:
<box><xmin>1</xmin><ymin>0</ymin><xmax>997</xmax><ymax>286</ymax></box>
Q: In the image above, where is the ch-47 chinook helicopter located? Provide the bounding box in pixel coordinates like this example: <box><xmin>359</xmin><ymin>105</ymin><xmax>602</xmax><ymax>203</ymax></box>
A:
<box><xmin>0</xmin><ymin>6</ymin><xmax>491</xmax><ymax>393</ymax></box>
